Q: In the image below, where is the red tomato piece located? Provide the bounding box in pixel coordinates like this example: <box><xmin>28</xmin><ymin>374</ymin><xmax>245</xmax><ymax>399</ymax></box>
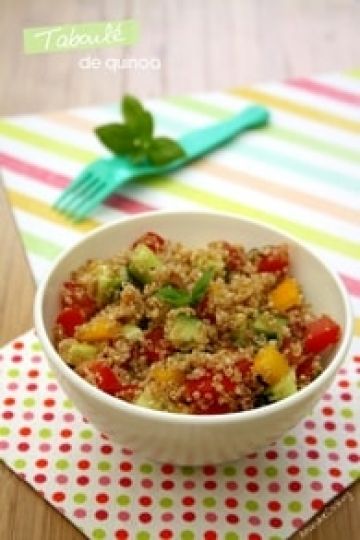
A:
<box><xmin>61</xmin><ymin>281</ymin><xmax>96</xmax><ymax>317</ymax></box>
<box><xmin>143</xmin><ymin>326</ymin><xmax>171</xmax><ymax>364</ymax></box>
<box><xmin>184</xmin><ymin>371</ymin><xmax>234</xmax><ymax>415</ymax></box>
<box><xmin>133</xmin><ymin>232</ymin><xmax>165</xmax><ymax>253</ymax></box>
<box><xmin>304</xmin><ymin>316</ymin><xmax>341</xmax><ymax>355</ymax></box>
<box><xmin>296</xmin><ymin>357</ymin><xmax>315</xmax><ymax>379</ymax></box>
<box><xmin>235</xmin><ymin>358</ymin><xmax>252</xmax><ymax>377</ymax></box>
<box><xmin>258</xmin><ymin>246</ymin><xmax>289</xmax><ymax>273</ymax></box>
<box><xmin>90</xmin><ymin>362</ymin><xmax>122</xmax><ymax>395</ymax></box>
<box><xmin>56</xmin><ymin>307</ymin><xmax>85</xmax><ymax>337</ymax></box>
<box><xmin>223</xmin><ymin>242</ymin><xmax>245</xmax><ymax>272</ymax></box>
<box><xmin>195</xmin><ymin>294</ymin><xmax>216</xmax><ymax>323</ymax></box>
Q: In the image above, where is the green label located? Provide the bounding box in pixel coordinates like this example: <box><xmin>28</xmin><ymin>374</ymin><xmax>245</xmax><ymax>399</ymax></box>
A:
<box><xmin>23</xmin><ymin>20</ymin><xmax>139</xmax><ymax>54</ymax></box>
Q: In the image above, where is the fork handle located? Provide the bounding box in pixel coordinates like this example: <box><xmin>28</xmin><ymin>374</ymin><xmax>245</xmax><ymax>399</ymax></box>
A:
<box><xmin>178</xmin><ymin>105</ymin><xmax>269</xmax><ymax>161</ymax></box>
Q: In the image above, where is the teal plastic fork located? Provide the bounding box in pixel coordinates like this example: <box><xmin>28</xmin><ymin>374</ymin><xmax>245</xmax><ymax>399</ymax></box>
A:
<box><xmin>54</xmin><ymin>105</ymin><xmax>269</xmax><ymax>221</ymax></box>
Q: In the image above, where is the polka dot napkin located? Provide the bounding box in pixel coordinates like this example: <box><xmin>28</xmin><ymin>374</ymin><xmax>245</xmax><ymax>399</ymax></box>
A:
<box><xmin>0</xmin><ymin>330</ymin><xmax>359</xmax><ymax>540</ymax></box>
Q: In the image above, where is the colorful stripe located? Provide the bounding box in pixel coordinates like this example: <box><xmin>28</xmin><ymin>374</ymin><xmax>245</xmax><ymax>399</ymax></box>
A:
<box><xmin>287</xmin><ymin>78</ymin><xmax>360</xmax><ymax>106</ymax></box>
<box><xmin>230</xmin><ymin>87</ymin><xmax>360</xmax><ymax>134</ymax></box>
<box><xmin>21</xmin><ymin>231</ymin><xmax>63</xmax><ymax>259</ymax></box>
<box><xmin>355</xmin><ymin>318</ymin><xmax>360</xmax><ymax>336</ymax></box>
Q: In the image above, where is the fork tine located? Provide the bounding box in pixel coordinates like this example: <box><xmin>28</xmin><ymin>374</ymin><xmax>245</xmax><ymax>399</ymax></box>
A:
<box><xmin>55</xmin><ymin>173</ymin><xmax>100</xmax><ymax>213</ymax></box>
<box><xmin>71</xmin><ymin>182</ymin><xmax>119</xmax><ymax>221</ymax></box>
<box><xmin>64</xmin><ymin>177</ymin><xmax>107</xmax><ymax>217</ymax></box>
<box><xmin>53</xmin><ymin>168</ymin><xmax>94</xmax><ymax>210</ymax></box>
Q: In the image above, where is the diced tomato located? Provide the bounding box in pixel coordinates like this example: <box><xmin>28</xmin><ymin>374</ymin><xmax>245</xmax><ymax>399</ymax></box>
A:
<box><xmin>133</xmin><ymin>232</ymin><xmax>165</xmax><ymax>253</ymax></box>
<box><xmin>223</xmin><ymin>242</ymin><xmax>245</xmax><ymax>272</ymax></box>
<box><xmin>296</xmin><ymin>356</ymin><xmax>315</xmax><ymax>379</ymax></box>
<box><xmin>56</xmin><ymin>307</ymin><xmax>85</xmax><ymax>337</ymax></box>
<box><xmin>143</xmin><ymin>326</ymin><xmax>171</xmax><ymax>364</ymax></box>
<box><xmin>184</xmin><ymin>370</ymin><xmax>234</xmax><ymax>415</ymax></box>
<box><xmin>90</xmin><ymin>362</ymin><xmax>122</xmax><ymax>395</ymax></box>
<box><xmin>61</xmin><ymin>281</ymin><xmax>96</xmax><ymax>317</ymax></box>
<box><xmin>235</xmin><ymin>358</ymin><xmax>252</xmax><ymax>377</ymax></box>
<box><xmin>258</xmin><ymin>246</ymin><xmax>289</xmax><ymax>273</ymax></box>
<box><xmin>304</xmin><ymin>316</ymin><xmax>341</xmax><ymax>355</ymax></box>
<box><xmin>196</xmin><ymin>294</ymin><xmax>216</xmax><ymax>323</ymax></box>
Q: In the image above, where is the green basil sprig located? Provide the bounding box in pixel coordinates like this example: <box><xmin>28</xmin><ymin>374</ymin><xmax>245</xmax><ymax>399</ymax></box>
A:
<box><xmin>156</xmin><ymin>268</ymin><xmax>215</xmax><ymax>308</ymax></box>
<box><xmin>95</xmin><ymin>95</ymin><xmax>185</xmax><ymax>166</ymax></box>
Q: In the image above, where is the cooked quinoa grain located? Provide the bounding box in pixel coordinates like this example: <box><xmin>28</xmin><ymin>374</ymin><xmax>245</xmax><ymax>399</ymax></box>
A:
<box><xmin>54</xmin><ymin>231</ymin><xmax>341</xmax><ymax>414</ymax></box>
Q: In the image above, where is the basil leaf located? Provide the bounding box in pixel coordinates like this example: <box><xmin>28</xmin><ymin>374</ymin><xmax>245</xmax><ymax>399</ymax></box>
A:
<box><xmin>95</xmin><ymin>123</ymin><xmax>134</xmax><ymax>154</ymax></box>
<box><xmin>148</xmin><ymin>137</ymin><xmax>185</xmax><ymax>166</ymax></box>
<box><xmin>141</xmin><ymin>110</ymin><xmax>154</xmax><ymax>142</ymax></box>
<box><xmin>190</xmin><ymin>268</ymin><xmax>215</xmax><ymax>305</ymax></box>
<box><xmin>122</xmin><ymin>95</ymin><xmax>145</xmax><ymax>131</ymax></box>
<box><xmin>156</xmin><ymin>285</ymin><xmax>191</xmax><ymax>307</ymax></box>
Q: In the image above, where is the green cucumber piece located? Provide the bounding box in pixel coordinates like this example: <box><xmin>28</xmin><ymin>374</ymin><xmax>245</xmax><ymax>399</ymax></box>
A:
<box><xmin>60</xmin><ymin>340</ymin><xmax>97</xmax><ymax>366</ymax></box>
<box><xmin>268</xmin><ymin>369</ymin><xmax>297</xmax><ymax>401</ymax></box>
<box><xmin>96</xmin><ymin>265</ymin><xmax>128</xmax><ymax>304</ymax></box>
<box><xmin>253</xmin><ymin>313</ymin><xmax>287</xmax><ymax>339</ymax></box>
<box><xmin>122</xmin><ymin>324</ymin><xmax>143</xmax><ymax>342</ymax></box>
<box><xmin>128</xmin><ymin>244</ymin><xmax>162</xmax><ymax>284</ymax></box>
<box><xmin>168</xmin><ymin>314</ymin><xmax>206</xmax><ymax>350</ymax></box>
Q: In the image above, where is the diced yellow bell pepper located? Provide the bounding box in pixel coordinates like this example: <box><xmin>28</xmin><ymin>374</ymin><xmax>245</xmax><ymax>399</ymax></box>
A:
<box><xmin>268</xmin><ymin>277</ymin><xmax>301</xmax><ymax>312</ymax></box>
<box><xmin>75</xmin><ymin>317</ymin><xmax>121</xmax><ymax>342</ymax></box>
<box><xmin>151</xmin><ymin>364</ymin><xmax>185</xmax><ymax>386</ymax></box>
<box><xmin>253</xmin><ymin>344</ymin><xmax>290</xmax><ymax>385</ymax></box>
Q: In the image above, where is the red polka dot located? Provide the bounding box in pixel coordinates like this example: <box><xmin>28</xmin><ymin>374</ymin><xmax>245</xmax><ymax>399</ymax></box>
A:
<box><xmin>226</xmin><ymin>481</ymin><xmax>238</xmax><ymax>490</ymax></box>
<box><xmin>34</xmin><ymin>474</ymin><xmax>47</xmax><ymax>483</ymax></box>
<box><xmin>95</xmin><ymin>509</ymin><xmax>108</xmax><ymax>520</ymax></box>
<box><xmin>120</xmin><ymin>461</ymin><xmax>132</xmax><ymax>472</ymax></box>
<box><xmin>225</xmin><ymin>497</ymin><xmax>238</xmax><ymax>508</ymax></box>
<box><xmin>331</xmin><ymin>482</ymin><xmax>344</xmax><ymax>492</ymax></box>
<box><xmin>161</xmin><ymin>464</ymin><xmax>175</xmax><ymax>474</ymax></box>
<box><xmin>77</xmin><ymin>476</ymin><xmax>90</xmax><ymax>486</ymax></box>
<box><xmin>96</xmin><ymin>493</ymin><xmax>109</xmax><ymax>504</ymax></box>
<box><xmin>203</xmin><ymin>465</ymin><xmax>216</xmax><ymax>476</ymax></box>
<box><xmin>346</xmin><ymin>439</ymin><xmax>358</xmax><ymax>448</ymax></box>
<box><xmin>36</xmin><ymin>459</ymin><xmax>48</xmax><ymax>468</ymax></box>
<box><xmin>248</xmin><ymin>534</ymin><xmax>262</xmax><ymax>540</ymax></box>
<box><xmin>100</xmin><ymin>444</ymin><xmax>113</xmax><ymax>454</ymax></box>
<box><xmin>340</xmin><ymin>393</ymin><xmax>352</xmax><ymax>401</ymax></box>
<box><xmin>11</xmin><ymin>355</ymin><xmax>22</xmax><ymax>363</ymax></box>
<box><xmin>42</xmin><ymin>413</ymin><xmax>54</xmax><ymax>422</ymax></box>
<box><xmin>348</xmin><ymin>454</ymin><xmax>359</xmax><ymax>463</ymax></box>
<box><xmin>28</xmin><ymin>369</ymin><xmax>39</xmax><ymax>378</ymax></box>
<box><xmin>269</xmin><ymin>517</ymin><xmax>283</xmax><ymax>528</ymax></box>
<box><xmin>338</xmin><ymin>380</ymin><xmax>349</xmax><ymax>388</ymax></box>
<box><xmin>305</xmin><ymin>436</ymin><xmax>317</xmax><ymax>445</ymax></box>
<box><xmin>322</xmin><ymin>406</ymin><xmax>334</xmax><ymax>416</ymax></box>
<box><xmin>226</xmin><ymin>514</ymin><xmax>239</xmax><ymax>524</ymax></box>
<box><xmin>245</xmin><ymin>466</ymin><xmax>258</xmax><ymax>477</ymax></box>
<box><xmin>77</xmin><ymin>460</ymin><xmax>90</xmax><ymax>470</ymax></box>
<box><xmin>139</xmin><ymin>512</ymin><xmax>152</xmax><ymax>523</ymax></box>
<box><xmin>311</xmin><ymin>499</ymin><xmax>324</xmax><ymax>510</ymax></box>
<box><xmin>162</xmin><ymin>480</ymin><xmax>174</xmax><ymax>490</ymax></box>
<box><xmin>288</xmin><ymin>481</ymin><xmax>302</xmax><ymax>492</ymax></box>
<box><xmin>59</xmin><ymin>443</ymin><xmax>71</xmax><ymax>452</ymax></box>
<box><xmin>3</xmin><ymin>397</ymin><xmax>15</xmax><ymax>406</ymax></box>
<box><xmin>182</xmin><ymin>496</ymin><xmax>195</xmax><ymax>506</ymax></box>
<box><xmin>18</xmin><ymin>442</ymin><xmax>29</xmax><ymax>452</ymax></box>
<box><xmin>268</xmin><ymin>501</ymin><xmax>281</xmax><ymax>512</ymax></box>
<box><xmin>265</xmin><ymin>450</ymin><xmax>278</xmax><ymax>460</ymax></box>
<box><xmin>160</xmin><ymin>530</ymin><xmax>173</xmax><ymax>539</ymax></box>
<box><xmin>182</xmin><ymin>512</ymin><xmax>196</xmax><ymax>522</ymax></box>
<box><xmin>13</xmin><ymin>341</ymin><xmax>24</xmax><ymax>350</ymax></box>
<box><xmin>287</xmin><ymin>465</ymin><xmax>300</xmax><ymax>475</ymax></box>
<box><xmin>324</xmin><ymin>421</ymin><xmax>336</xmax><ymax>431</ymax></box>
<box><xmin>44</xmin><ymin>399</ymin><xmax>55</xmax><ymax>407</ymax></box>
<box><xmin>119</xmin><ymin>477</ymin><xmax>132</xmax><ymax>487</ymax></box>
<box><xmin>204</xmin><ymin>480</ymin><xmax>217</xmax><ymax>490</ymax></box>
<box><xmin>307</xmin><ymin>450</ymin><xmax>319</xmax><ymax>460</ymax></box>
<box><xmin>139</xmin><ymin>496</ymin><xmax>152</xmax><ymax>506</ymax></box>
<box><xmin>353</xmin><ymin>356</ymin><xmax>360</xmax><ymax>363</ymax></box>
<box><xmin>19</xmin><ymin>427</ymin><xmax>31</xmax><ymax>436</ymax></box>
<box><xmin>204</xmin><ymin>532</ymin><xmax>217</xmax><ymax>540</ymax></box>
<box><xmin>61</xmin><ymin>429</ymin><xmax>72</xmax><ymax>438</ymax></box>
<box><xmin>26</xmin><ymin>383</ymin><xmax>37</xmax><ymax>391</ymax></box>
<box><xmin>52</xmin><ymin>492</ymin><xmax>65</xmax><ymax>502</ymax></box>
<box><xmin>3</xmin><ymin>411</ymin><xmax>14</xmax><ymax>420</ymax></box>
<box><xmin>246</xmin><ymin>482</ymin><xmax>259</xmax><ymax>493</ymax></box>
<box><xmin>115</xmin><ymin>531</ymin><xmax>129</xmax><ymax>540</ymax></box>
<box><xmin>329</xmin><ymin>467</ymin><xmax>341</xmax><ymax>477</ymax></box>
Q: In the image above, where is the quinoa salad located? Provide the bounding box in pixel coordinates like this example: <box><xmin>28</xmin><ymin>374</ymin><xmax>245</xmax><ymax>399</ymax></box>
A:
<box><xmin>54</xmin><ymin>231</ymin><xmax>341</xmax><ymax>415</ymax></box>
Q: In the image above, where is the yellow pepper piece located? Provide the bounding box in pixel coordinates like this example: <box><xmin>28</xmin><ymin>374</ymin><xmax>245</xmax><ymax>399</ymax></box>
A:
<box><xmin>269</xmin><ymin>277</ymin><xmax>301</xmax><ymax>312</ymax></box>
<box><xmin>253</xmin><ymin>344</ymin><xmax>289</xmax><ymax>385</ymax></box>
<box><xmin>151</xmin><ymin>365</ymin><xmax>185</xmax><ymax>386</ymax></box>
<box><xmin>75</xmin><ymin>317</ymin><xmax>121</xmax><ymax>342</ymax></box>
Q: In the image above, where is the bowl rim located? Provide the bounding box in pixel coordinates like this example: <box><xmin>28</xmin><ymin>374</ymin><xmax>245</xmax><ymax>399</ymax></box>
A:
<box><xmin>34</xmin><ymin>210</ymin><xmax>354</xmax><ymax>426</ymax></box>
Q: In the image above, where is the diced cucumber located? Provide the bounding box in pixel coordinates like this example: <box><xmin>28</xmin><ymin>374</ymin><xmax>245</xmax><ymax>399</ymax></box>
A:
<box><xmin>59</xmin><ymin>339</ymin><xmax>97</xmax><ymax>366</ymax></box>
<box><xmin>167</xmin><ymin>314</ymin><xmax>206</xmax><ymax>350</ymax></box>
<box><xmin>134</xmin><ymin>387</ymin><xmax>162</xmax><ymax>410</ymax></box>
<box><xmin>128</xmin><ymin>244</ymin><xmax>162</xmax><ymax>284</ymax></box>
<box><xmin>232</xmin><ymin>319</ymin><xmax>249</xmax><ymax>347</ymax></box>
<box><xmin>268</xmin><ymin>369</ymin><xmax>297</xmax><ymax>401</ymax></box>
<box><xmin>96</xmin><ymin>265</ymin><xmax>128</xmax><ymax>304</ymax></box>
<box><xmin>253</xmin><ymin>313</ymin><xmax>287</xmax><ymax>339</ymax></box>
<box><xmin>121</xmin><ymin>324</ymin><xmax>143</xmax><ymax>342</ymax></box>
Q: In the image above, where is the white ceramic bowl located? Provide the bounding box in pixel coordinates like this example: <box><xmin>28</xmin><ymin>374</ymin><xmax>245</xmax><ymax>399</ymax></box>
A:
<box><xmin>34</xmin><ymin>211</ymin><xmax>353</xmax><ymax>465</ymax></box>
